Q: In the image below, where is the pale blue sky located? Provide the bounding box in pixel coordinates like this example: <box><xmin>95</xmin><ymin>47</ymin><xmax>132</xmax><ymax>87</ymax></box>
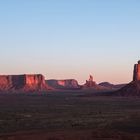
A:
<box><xmin>0</xmin><ymin>0</ymin><xmax>140</xmax><ymax>84</ymax></box>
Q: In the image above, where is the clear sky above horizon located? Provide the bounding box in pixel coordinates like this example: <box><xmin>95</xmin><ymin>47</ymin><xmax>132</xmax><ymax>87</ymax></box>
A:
<box><xmin>0</xmin><ymin>0</ymin><xmax>140</xmax><ymax>84</ymax></box>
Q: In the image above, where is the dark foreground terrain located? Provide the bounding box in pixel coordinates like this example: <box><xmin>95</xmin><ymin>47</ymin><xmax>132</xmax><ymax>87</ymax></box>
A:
<box><xmin>0</xmin><ymin>91</ymin><xmax>140</xmax><ymax>140</ymax></box>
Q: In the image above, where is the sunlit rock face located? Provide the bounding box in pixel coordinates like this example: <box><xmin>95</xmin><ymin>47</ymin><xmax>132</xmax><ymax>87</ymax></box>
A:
<box><xmin>23</xmin><ymin>74</ymin><xmax>49</xmax><ymax>91</ymax></box>
<box><xmin>0</xmin><ymin>76</ymin><xmax>13</xmax><ymax>90</ymax></box>
<box><xmin>133</xmin><ymin>61</ymin><xmax>140</xmax><ymax>81</ymax></box>
<box><xmin>0</xmin><ymin>74</ymin><xmax>49</xmax><ymax>92</ymax></box>
<box><xmin>57</xmin><ymin>80</ymin><xmax>66</xmax><ymax>87</ymax></box>
<box><xmin>46</xmin><ymin>79</ymin><xmax>80</xmax><ymax>90</ymax></box>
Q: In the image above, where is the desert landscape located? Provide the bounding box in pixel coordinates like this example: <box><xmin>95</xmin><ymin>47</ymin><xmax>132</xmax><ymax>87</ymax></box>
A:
<box><xmin>0</xmin><ymin>61</ymin><xmax>140</xmax><ymax>140</ymax></box>
<box><xmin>0</xmin><ymin>1</ymin><xmax>140</xmax><ymax>139</ymax></box>
<box><xmin>0</xmin><ymin>92</ymin><xmax>140</xmax><ymax>140</ymax></box>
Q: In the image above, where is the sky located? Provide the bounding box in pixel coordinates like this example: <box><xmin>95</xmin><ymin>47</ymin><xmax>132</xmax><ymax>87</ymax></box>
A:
<box><xmin>0</xmin><ymin>0</ymin><xmax>140</xmax><ymax>84</ymax></box>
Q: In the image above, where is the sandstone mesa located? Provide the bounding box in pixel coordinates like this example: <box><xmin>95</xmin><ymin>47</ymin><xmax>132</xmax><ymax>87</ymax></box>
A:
<box><xmin>0</xmin><ymin>74</ymin><xmax>50</xmax><ymax>92</ymax></box>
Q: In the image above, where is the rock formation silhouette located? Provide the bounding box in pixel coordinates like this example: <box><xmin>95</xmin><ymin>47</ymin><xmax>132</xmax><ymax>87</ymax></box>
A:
<box><xmin>83</xmin><ymin>75</ymin><xmax>97</xmax><ymax>88</ymax></box>
<box><xmin>115</xmin><ymin>60</ymin><xmax>140</xmax><ymax>96</ymax></box>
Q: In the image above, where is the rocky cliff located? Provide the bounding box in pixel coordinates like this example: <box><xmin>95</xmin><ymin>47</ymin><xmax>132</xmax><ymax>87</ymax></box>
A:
<box><xmin>115</xmin><ymin>60</ymin><xmax>140</xmax><ymax>96</ymax></box>
<box><xmin>46</xmin><ymin>79</ymin><xmax>80</xmax><ymax>90</ymax></box>
<box><xmin>0</xmin><ymin>74</ymin><xmax>50</xmax><ymax>92</ymax></box>
<box><xmin>133</xmin><ymin>60</ymin><xmax>140</xmax><ymax>81</ymax></box>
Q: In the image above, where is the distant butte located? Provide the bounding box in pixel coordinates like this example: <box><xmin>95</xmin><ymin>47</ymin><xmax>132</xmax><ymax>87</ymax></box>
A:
<box><xmin>115</xmin><ymin>60</ymin><xmax>140</xmax><ymax>96</ymax></box>
<box><xmin>83</xmin><ymin>75</ymin><xmax>97</xmax><ymax>88</ymax></box>
<box><xmin>82</xmin><ymin>75</ymin><xmax>109</xmax><ymax>90</ymax></box>
<box><xmin>46</xmin><ymin>79</ymin><xmax>81</xmax><ymax>90</ymax></box>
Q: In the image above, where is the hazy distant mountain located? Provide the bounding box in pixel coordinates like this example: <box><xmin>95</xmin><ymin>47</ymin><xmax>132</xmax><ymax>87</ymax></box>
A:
<box><xmin>99</xmin><ymin>82</ymin><xmax>126</xmax><ymax>89</ymax></box>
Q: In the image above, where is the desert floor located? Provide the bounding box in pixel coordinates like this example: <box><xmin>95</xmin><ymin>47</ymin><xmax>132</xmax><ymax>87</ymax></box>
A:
<box><xmin>0</xmin><ymin>91</ymin><xmax>140</xmax><ymax>140</ymax></box>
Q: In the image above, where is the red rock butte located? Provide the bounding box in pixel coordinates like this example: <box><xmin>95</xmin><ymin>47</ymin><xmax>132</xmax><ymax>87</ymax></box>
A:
<box><xmin>0</xmin><ymin>74</ymin><xmax>50</xmax><ymax>92</ymax></box>
<box><xmin>133</xmin><ymin>60</ymin><xmax>140</xmax><ymax>81</ymax></box>
<box><xmin>115</xmin><ymin>60</ymin><xmax>140</xmax><ymax>96</ymax></box>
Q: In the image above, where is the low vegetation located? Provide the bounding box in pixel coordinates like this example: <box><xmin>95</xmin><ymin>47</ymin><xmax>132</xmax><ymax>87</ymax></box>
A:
<box><xmin>0</xmin><ymin>91</ymin><xmax>140</xmax><ymax>139</ymax></box>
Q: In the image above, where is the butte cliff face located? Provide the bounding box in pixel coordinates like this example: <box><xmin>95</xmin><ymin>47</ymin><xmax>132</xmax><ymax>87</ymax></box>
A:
<box><xmin>0</xmin><ymin>74</ymin><xmax>50</xmax><ymax>92</ymax></box>
<box><xmin>46</xmin><ymin>79</ymin><xmax>80</xmax><ymax>90</ymax></box>
<box><xmin>133</xmin><ymin>60</ymin><xmax>140</xmax><ymax>81</ymax></box>
<box><xmin>115</xmin><ymin>61</ymin><xmax>140</xmax><ymax>96</ymax></box>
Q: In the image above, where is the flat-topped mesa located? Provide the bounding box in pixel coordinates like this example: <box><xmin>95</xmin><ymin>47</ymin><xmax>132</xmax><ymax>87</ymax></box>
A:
<box><xmin>133</xmin><ymin>60</ymin><xmax>140</xmax><ymax>81</ymax></box>
<box><xmin>0</xmin><ymin>74</ymin><xmax>49</xmax><ymax>92</ymax></box>
<box><xmin>46</xmin><ymin>79</ymin><xmax>80</xmax><ymax>90</ymax></box>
